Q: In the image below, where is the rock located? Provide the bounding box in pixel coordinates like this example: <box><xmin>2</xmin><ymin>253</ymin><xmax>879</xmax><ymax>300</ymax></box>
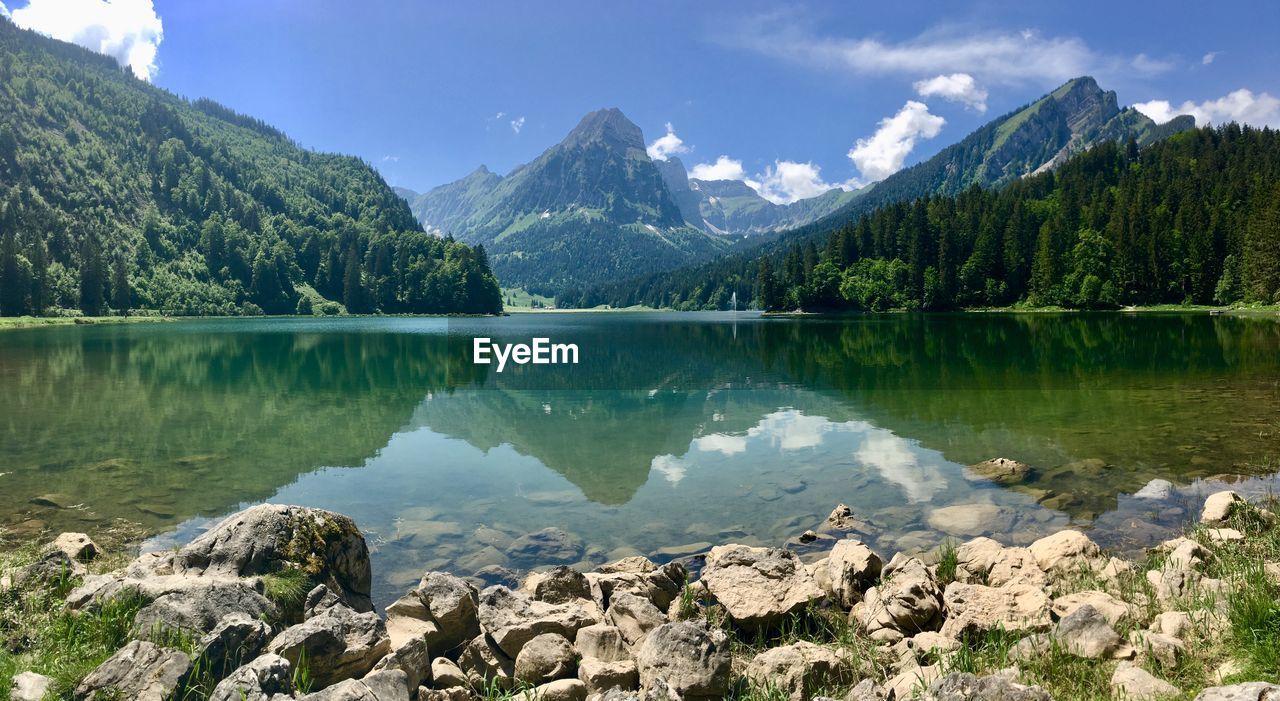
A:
<box><xmin>372</xmin><ymin>635</ymin><xmax>431</xmax><ymax>690</ymax></box>
<box><xmin>1206</xmin><ymin>528</ymin><xmax>1246</xmax><ymax>544</ymax></box>
<box><xmin>74</xmin><ymin>640</ymin><xmax>192</xmax><ymax>701</ymax></box>
<box><xmin>844</xmin><ymin>679</ymin><xmax>890</xmax><ymax>701</ymax></box>
<box><xmin>633</xmin><ymin>622</ymin><xmax>731</xmax><ymax>700</ymax></box>
<box><xmin>131</xmin><ymin>575</ymin><xmax>278</xmax><ymax>637</ymax></box>
<box><xmin>967</xmin><ymin>458</ymin><xmax>1030</xmax><ymax>485</ymax></box>
<box><xmin>1194</xmin><ymin>682</ymin><xmax>1280</xmax><ymax>700</ymax></box>
<box><xmin>506</xmin><ymin>528</ymin><xmax>585</xmax><ymax>566</ymax></box>
<box><xmin>515</xmin><ymin>633</ymin><xmax>578</xmax><ymax>685</ymax></box>
<box><xmin>477</xmin><ymin>586</ymin><xmax>599</xmax><ymax>658</ymax></box>
<box><xmin>827</xmin><ymin>540</ymin><xmax>882</xmax><ymax>608</ymax></box>
<box><xmin>267</xmin><ymin>601</ymin><xmax>391</xmax><ymax>689</ymax></box>
<box><xmin>198</xmin><ymin>612</ymin><xmax>273</xmax><ymax>679</ymax></box>
<box><xmin>9</xmin><ymin>671</ymin><xmax>53</xmax><ymax>701</ymax></box>
<box><xmin>209</xmin><ymin>654</ymin><xmax>294</xmax><ymax>701</ymax></box>
<box><xmin>469</xmin><ymin>565</ymin><xmax>519</xmax><ymax>589</ymax></box>
<box><xmin>927</xmin><ymin>504</ymin><xmax>1013</xmax><ymax>537</ymax></box>
<box><xmin>1110</xmin><ymin>661</ymin><xmax>1179</xmax><ymax>699</ymax></box>
<box><xmin>857</xmin><ymin>556</ymin><xmax>944</xmax><ymax>643</ymax></box>
<box><xmin>1130</xmin><ymin>630</ymin><xmax>1185</xmax><ymax>669</ymax></box>
<box><xmin>1133</xmin><ymin>479</ymin><xmax>1175</xmax><ymax>500</ymax></box>
<box><xmin>911</xmin><ymin>631</ymin><xmax>960</xmax><ymax>655</ymax></box>
<box><xmin>1161</xmin><ymin>536</ymin><xmax>1210</xmax><ymax>570</ymax></box>
<box><xmin>923</xmin><ymin>672</ymin><xmax>1052</xmax><ymax>700</ymax></box>
<box><xmin>175</xmin><ymin>504</ymin><xmax>372</xmax><ymax>613</ymax></box>
<box><xmin>607</xmin><ymin>592</ymin><xmax>667</xmax><ymax>645</ymax></box>
<box><xmin>1146</xmin><ymin>567</ymin><xmax>1226</xmax><ymax>605</ymax></box>
<box><xmin>421</xmin><ymin>686</ymin><xmax>472</xmax><ymax>701</ymax></box>
<box><xmin>743</xmin><ymin>641</ymin><xmax>852</xmax><ymax>701</ymax></box>
<box><xmin>1027</xmin><ymin>530</ymin><xmax>1101</xmax><ymax>574</ymax></box>
<box><xmin>575</xmin><ymin>624</ymin><xmax>630</xmax><ymax>662</ymax></box>
<box><xmin>297</xmin><ymin>668</ymin><xmax>413</xmax><ymax>700</ymax></box>
<box><xmin>385</xmin><ymin>571</ymin><xmax>479</xmax><ymax>658</ymax></box>
<box><xmin>825</xmin><ymin>504</ymin><xmax>869</xmax><ymax>533</ymax></box>
<box><xmin>536</xmin><ymin>566</ymin><xmax>593</xmax><ymax>604</ymax></box>
<box><xmin>1201</xmin><ymin>491</ymin><xmax>1245</xmax><ymax>524</ymax></box>
<box><xmin>48</xmin><ymin>532</ymin><xmax>99</xmax><ymax>563</ymax></box>
<box><xmin>1150</xmin><ymin>611</ymin><xmax>1192</xmax><ymax>639</ymax></box>
<box><xmin>520</xmin><ymin>679</ymin><xmax>588</xmax><ymax>701</ymax></box>
<box><xmin>1051</xmin><ymin>590</ymin><xmax>1134</xmax><ymax>626</ymax></box>
<box><xmin>886</xmin><ymin>664</ymin><xmax>941</xmax><ymax>700</ymax></box>
<box><xmin>954</xmin><ymin>539</ymin><xmax>1046</xmax><ymax>588</ymax></box>
<box><xmin>1052</xmin><ymin>604</ymin><xmax>1125</xmax><ymax>659</ymax></box>
<box><xmin>11</xmin><ymin>550</ymin><xmax>85</xmax><ymax>589</ymax></box>
<box><xmin>578</xmin><ymin>657</ymin><xmax>639</xmax><ymax>694</ymax></box>
<box><xmin>431</xmin><ymin>657</ymin><xmax>469</xmax><ymax>689</ymax></box>
<box><xmin>458</xmin><ymin>634</ymin><xmax>516</xmax><ymax>690</ymax></box>
<box><xmin>940</xmin><ymin>583</ymin><xmax>1050</xmax><ymax>638</ymax></box>
<box><xmin>698</xmin><ymin>545</ymin><xmax>822</xmax><ymax>630</ymax></box>
<box><xmin>587</xmin><ymin>560</ymin><xmax>684</xmax><ymax>614</ymax></box>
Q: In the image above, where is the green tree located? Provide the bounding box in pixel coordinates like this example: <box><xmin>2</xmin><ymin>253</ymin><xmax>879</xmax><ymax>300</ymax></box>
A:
<box><xmin>342</xmin><ymin>245</ymin><xmax>366</xmax><ymax>313</ymax></box>
<box><xmin>755</xmin><ymin>257</ymin><xmax>783</xmax><ymax>311</ymax></box>
<box><xmin>79</xmin><ymin>237</ymin><xmax>107</xmax><ymax>316</ymax></box>
<box><xmin>0</xmin><ymin>229</ymin><xmax>25</xmax><ymax>316</ymax></box>
<box><xmin>112</xmin><ymin>255</ymin><xmax>130</xmax><ymax>316</ymax></box>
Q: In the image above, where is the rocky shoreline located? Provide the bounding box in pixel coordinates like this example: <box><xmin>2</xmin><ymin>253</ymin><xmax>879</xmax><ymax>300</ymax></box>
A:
<box><xmin>3</xmin><ymin>493</ymin><xmax>1280</xmax><ymax>701</ymax></box>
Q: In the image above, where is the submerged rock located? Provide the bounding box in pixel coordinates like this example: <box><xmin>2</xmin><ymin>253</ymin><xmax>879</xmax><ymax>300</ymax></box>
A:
<box><xmin>966</xmin><ymin>458</ymin><xmax>1031</xmax><ymax>485</ymax></box>
<box><xmin>506</xmin><ymin>527</ymin><xmax>585</xmax><ymax>566</ymax></box>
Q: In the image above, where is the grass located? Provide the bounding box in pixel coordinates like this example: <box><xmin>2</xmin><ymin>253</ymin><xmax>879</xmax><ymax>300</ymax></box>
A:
<box><xmin>0</xmin><ymin>543</ymin><xmax>150</xmax><ymax>700</ymax></box>
<box><xmin>261</xmin><ymin>567</ymin><xmax>313</xmax><ymax>616</ymax></box>
<box><xmin>0</xmin><ymin>315</ymin><xmax>171</xmax><ymax>332</ymax></box>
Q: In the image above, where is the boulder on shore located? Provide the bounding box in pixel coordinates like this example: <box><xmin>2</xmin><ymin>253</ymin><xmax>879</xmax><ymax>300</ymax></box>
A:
<box><xmin>699</xmin><ymin>544</ymin><xmax>822</xmax><ymax>630</ymax></box>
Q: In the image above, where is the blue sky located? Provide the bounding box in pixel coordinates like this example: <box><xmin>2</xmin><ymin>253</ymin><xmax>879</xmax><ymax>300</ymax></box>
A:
<box><xmin>4</xmin><ymin>0</ymin><xmax>1279</xmax><ymax>203</ymax></box>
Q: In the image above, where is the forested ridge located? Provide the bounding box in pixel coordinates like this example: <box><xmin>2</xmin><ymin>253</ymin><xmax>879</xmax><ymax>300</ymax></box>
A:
<box><xmin>0</xmin><ymin>18</ymin><xmax>502</xmax><ymax>317</ymax></box>
<box><xmin>577</xmin><ymin>125</ymin><xmax>1280</xmax><ymax>311</ymax></box>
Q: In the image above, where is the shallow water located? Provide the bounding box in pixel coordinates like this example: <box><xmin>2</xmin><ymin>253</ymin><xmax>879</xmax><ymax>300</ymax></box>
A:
<box><xmin>1</xmin><ymin>312</ymin><xmax>1278</xmax><ymax>605</ymax></box>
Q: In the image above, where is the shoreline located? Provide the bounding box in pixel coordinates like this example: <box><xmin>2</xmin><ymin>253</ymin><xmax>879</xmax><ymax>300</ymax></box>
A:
<box><xmin>2</xmin><ymin>493</ymin><xmax>1278</xmax><ymax>700</ymax></box>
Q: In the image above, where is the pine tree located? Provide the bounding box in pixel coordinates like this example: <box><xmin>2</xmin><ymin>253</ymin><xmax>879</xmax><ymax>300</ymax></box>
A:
<box><xmin>30</xmin><ymin>238</ymin><xmax>48</xmax><ymax>315</ymax></box>
<box><xmin>0</xmin><ymin>228</ymin><xmax>25</xmax><ymax>316</ymax></box>
<box><xmin>112</xmin><ymin>255</ymin><xmax>130</xmax><ymax>316</ymax></box>
<box><xmin>342</xmin><ymin>245</ymin><xmax>365</xmax><ymax>313</ymax></box>
<box><xmin>1242</xmin><ymin>184</ymin><xmax>1280</xmax><ymax>303</ymax></box>
<box><xmin>79</xmin><ymin>237</ymin><xmax>107</xmax><ymax>316</ymax></box>
<box><xmin>755</xmin><ymin>258</ymin><xmax>783</xmax><ymax>311</ymax></box>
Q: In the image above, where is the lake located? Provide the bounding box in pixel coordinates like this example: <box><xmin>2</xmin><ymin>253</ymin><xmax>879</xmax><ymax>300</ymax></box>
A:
<box><xmin>2</xmin><ymin>312</ymin><xmax>1279</xmax><ymax>606</ymax></box>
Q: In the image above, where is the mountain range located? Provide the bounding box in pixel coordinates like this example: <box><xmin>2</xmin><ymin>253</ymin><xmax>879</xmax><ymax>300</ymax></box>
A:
<box><xmin>404</xmin><ymin>77</ymin><xmax>1192</xmax><ymax>296</ymax></box>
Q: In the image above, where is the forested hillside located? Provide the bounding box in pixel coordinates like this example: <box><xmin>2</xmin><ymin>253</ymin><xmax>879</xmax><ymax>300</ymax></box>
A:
<box><xmin>0</xmin><ymin>18</ymin><xmax>501</xmax><ymax>317</ymax></box>
<box><xmin>582</xmin><ymin>125</ymin><xmax>1279</xmax><ymax>311</ymax></box>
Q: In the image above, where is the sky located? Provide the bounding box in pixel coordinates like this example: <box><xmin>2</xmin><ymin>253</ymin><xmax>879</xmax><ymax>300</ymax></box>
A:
<box><xmin>3</xmin><ymin>0</ymin><xmax>1279</xmax><ymax>204</ymax></box>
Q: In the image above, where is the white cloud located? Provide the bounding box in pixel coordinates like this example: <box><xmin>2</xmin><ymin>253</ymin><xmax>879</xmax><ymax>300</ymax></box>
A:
<box><xmin>732</xmin><ymin>20</ymin><xmax>1169</xmax><ymax>85</ymax></box>
<box><xmin>688</xmin><ymin>156</ymin><xmax>850</xmax><ymax>205</ymax></box>
<box><xmin>914</xmin><ymin>73</ymin><xmax>988</xmax><ymax>112</ymax></box>
<box><xmin>509</xmin><ymin>116</ymin><xmax>525</xmax><ymax>134</ymax></box>
<box><xmin>649</xmin><ymin>454</ymin><xmax>687</xmax><ymax>484</ymax></box>
<box><xmin>646</xmin><ymin>122</ymin><xmax>689</xmax><ymax>161</ymax></box>
<box><xmin>689</xmin><ymin>155</ymin><xmax>751</xmax><ymax>182</ymax></box>
<box><xmin>0</xmin><ymin>2</ymin><xmax>9</xmax><ymax>19</ymax></box>
<box><xmin>757</xmin><ymin>161</ymin><xmax>845</xmax><ymax>204</ymax></box>
<box><xmin>1130</xmin><ymin>53</ymin><xmax>1174</xmax><ymax>74</ymax></box>
<box><xmin>381</xmin><ymin>155</ymin><xmax>400</xmax><ymax>163</ymax></box>
<box><xmin>10</xmin><ymin>0</ymin><xmax>163</xmax><ymax>81</ymax></box>
<box><xmin>494</xmin><ymin>111</ymin><xmax>506</xmax><ymax>120</ymax></box>
<box><xmin>1202</xmin><ymin>51</ymin><xmax>1219</xmax><ymax>65</ymax></box>
<box><xmin>847</xmin><ymin>100</ymin><xmax>945</xmax><ymax>182</ymax></box>
<box><xmin>1134</xmin><ymin>89</ymin><xmax>1280</xmax><ymax>128</ymax></box>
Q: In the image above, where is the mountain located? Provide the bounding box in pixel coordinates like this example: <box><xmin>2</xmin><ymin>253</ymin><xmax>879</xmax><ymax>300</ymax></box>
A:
<box><xmin>575</xmin><ymin>76</ymin><xmax>1197</xmax><ymax>310</ymax></box>
<box><xmin>403</xmin><ymin>108</ymin><xmax>730</xmax><ymax>293</ymax></box>
<box><xmin>653</xmin><ymin>156</ymin><xmax>862</xmax><ymax>237</ymax></box>
<box><xmin>0</xmin><ymin>17</ymin><xmax>501</xmax><ymax>317</ymax></box>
